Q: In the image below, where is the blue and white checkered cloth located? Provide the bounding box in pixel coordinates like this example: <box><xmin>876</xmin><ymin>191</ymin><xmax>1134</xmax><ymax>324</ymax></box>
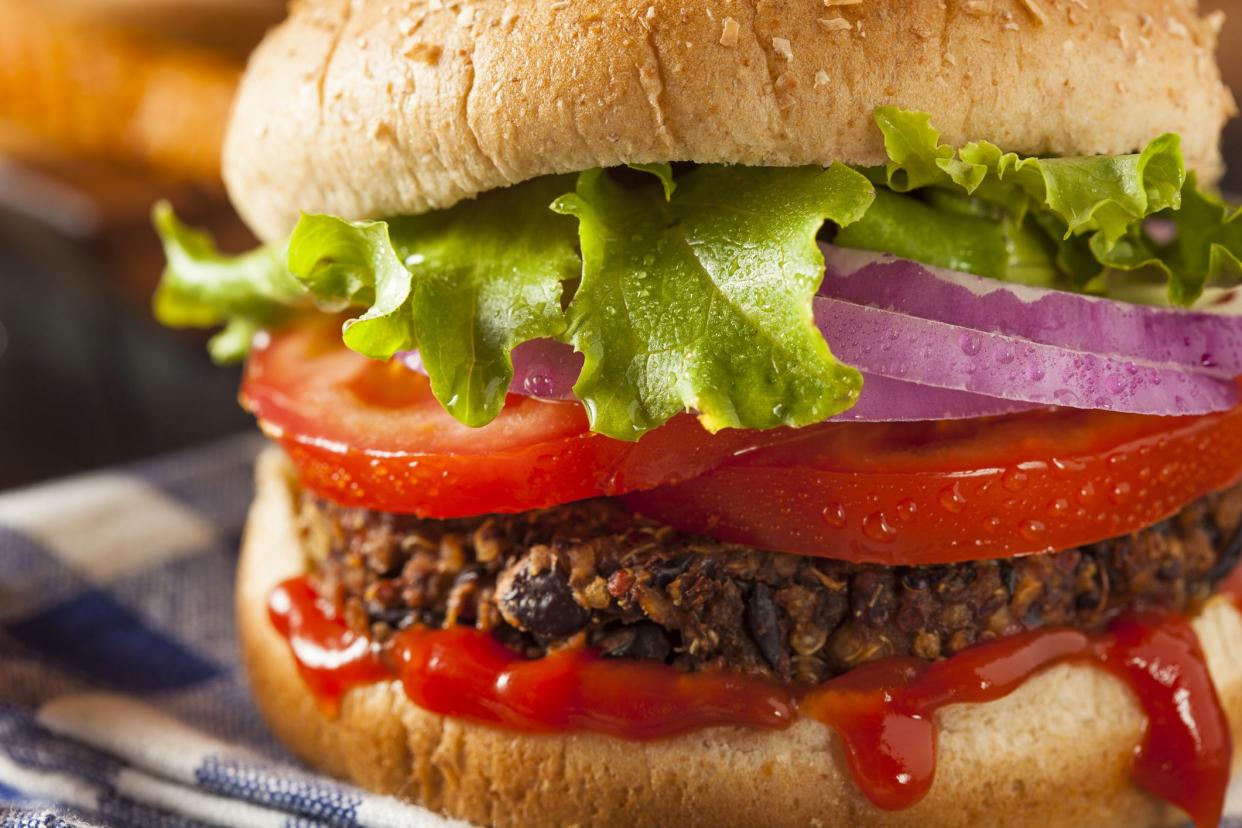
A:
<box><xmin>1</xmin><ymin>434</ymin><xmax>1241</xmax><ymax>827</ymax></box>
<box><xmin>0</xmin><ymin>434</ymin><xmax>465</xmax><ymax>828</ymax></box>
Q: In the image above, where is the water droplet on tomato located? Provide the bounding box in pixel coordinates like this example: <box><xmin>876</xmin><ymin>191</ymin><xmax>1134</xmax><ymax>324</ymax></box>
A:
<box><xmin>1077</xmin><ymin>481</ymin><xmax>1097</xmax><ymax>505</ymax></box>
<box><xmin>1019</xmin><ymin>519</ymin><xmax>1046</xmax><ymax>541</ymax></box>
<box><xmin>896</xmin><ymin>499</ymin><xmax>918</xmax><ymax>525</ymax></box>
<box><xmin>862</xmin><ymin>512</ymin><xmax>898</xmax><ymax>543</ymax></box>
<box><xmin>984</xmin><ymin>516</ymin><xmax>1002</xmax><ymax>533</ymax></box>
<box><xmin>938</xmin><ymin>482</ymin><xmax>966</xmax><ymax>514</ymax></box>
<box><xmin>821</xmin><ymin>502</ymin><xmax>846</xmax><ymax>528</ymax></box>
<box><xmin>1047</xmin><ymin>498</ymin><xmax>1070</xmax><ymax>517</ymax></box>
<box><xmin>958</xmin><ymin>332</ymin><xmax>982</xmax><ymax>356</ymax></box>
<box><xmin>1109</xmin><ymin>481</ymin><xmax>1132</xmax><ymax>505</ymax></box>
<box><xmin>1001</xmin><ymin>469</ymin><xmax>1028</xmax><ymax>492</ymax></box>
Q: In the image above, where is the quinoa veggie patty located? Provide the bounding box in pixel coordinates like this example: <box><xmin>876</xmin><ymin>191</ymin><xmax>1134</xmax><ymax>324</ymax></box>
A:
<box><xmin>301</xmin><ymin>484</ymin><xmax>1242</xmax><ymax>686</ymax></box>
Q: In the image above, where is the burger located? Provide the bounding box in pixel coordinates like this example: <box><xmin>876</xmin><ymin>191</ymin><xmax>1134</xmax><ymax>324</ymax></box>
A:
<box><xmin>155</xmin><ymin>1</ymin><xmax>1242</xmax><ymax>826</ymax></box>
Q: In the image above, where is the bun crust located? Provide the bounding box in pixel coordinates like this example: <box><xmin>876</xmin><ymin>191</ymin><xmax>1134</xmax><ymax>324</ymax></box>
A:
<box><xmin>224</xmin><ymin>0</ymin><xmax>1234</xmax><ymax>242</ymax></box>
<box><xmin>238</xmin><ymin>448</ymin><xmax>1242</xmax><ymax>828</ymax></box>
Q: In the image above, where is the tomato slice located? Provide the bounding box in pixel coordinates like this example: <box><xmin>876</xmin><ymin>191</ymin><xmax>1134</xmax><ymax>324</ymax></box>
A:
<box><xmin>246</xmin><ymin>322</ymin><xmax>1242</xmax><ymax>564</ymax></box>
<box><xmin>241</xmin><ymin>322</ymin><xmax>769</xmax><ymax>517</ymax></box>
<box><xmin>621</xmin><ymin>399</ymin><xmax>1242</xmax><ymax>564</ymax></box>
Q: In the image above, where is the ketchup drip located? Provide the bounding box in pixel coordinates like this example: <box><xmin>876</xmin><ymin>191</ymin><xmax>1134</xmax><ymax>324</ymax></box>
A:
<box><xmin>1100</xmin><ymin>615</ymin><xmax>1232</xmax><ymax>828</ymax></box>
<box><xmin>799</xmin><ymin>629</ymin><xmax>1092</xmax><ymax>810</ymax></box>
<box><xmin>269</xmin><ymin>577</ymin><xmax>1232</xmax><ymax>826</ymax></box>
<box><xmin>267</xmin><ymin>578</ymin><xmax>389</xmax><ymax>715</ymax></box>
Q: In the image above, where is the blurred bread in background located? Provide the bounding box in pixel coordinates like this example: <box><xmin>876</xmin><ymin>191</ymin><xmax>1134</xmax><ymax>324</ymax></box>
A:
<box><xmin>34</xmin><ymin>0</ymin><xmax>286</xmax><ymax>56</ymax></box>
<box><xmin>0</xmin><ymin>0</ymin><xmax>284</xmax><ymax>183</ymax></box>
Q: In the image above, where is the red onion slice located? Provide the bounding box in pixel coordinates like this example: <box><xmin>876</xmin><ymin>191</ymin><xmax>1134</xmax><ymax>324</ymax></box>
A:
<box><xmin>822</xmin><ymin>245</ymin><xmax>1242</xmax><ymax>377</ymax></box>
<box><xmin>834</xmin><ymin>373</ymin><xmax>1039</xmax><ymax>421</ymax></box>
<box><xmin>400</xmin><ymin>298</ymin><xmax>1237</xmax><ymax>422</ymax></box>
<box><xmin>814</xmin><ymin>298</ymin><xmax>1239</xmax><ymax>415</ymax></box>
<box><xmin>401</xmin><ymin>341</ymin><xmax>1038</xmax><ymax>422</ymax></box>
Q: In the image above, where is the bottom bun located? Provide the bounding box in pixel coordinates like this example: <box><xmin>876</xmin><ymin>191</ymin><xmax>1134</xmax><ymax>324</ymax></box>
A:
<box><xmin>238</xmin><ymin>448</ymin><xmax>1242</xmax><ymax>828</ymax></box>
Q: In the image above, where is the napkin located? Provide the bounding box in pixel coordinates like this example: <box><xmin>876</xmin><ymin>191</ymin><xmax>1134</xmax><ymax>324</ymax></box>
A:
<box><xmin>0</xmin><ymin>434</ymin><xmax>460</xmax><ymax>828</ymax></box>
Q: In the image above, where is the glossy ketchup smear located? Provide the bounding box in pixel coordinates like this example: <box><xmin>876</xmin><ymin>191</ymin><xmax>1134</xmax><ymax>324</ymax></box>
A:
<box><xmin>270</xmin><ymin>576</ymin><xmax>1233</xmax><ymax>826</ymax></box>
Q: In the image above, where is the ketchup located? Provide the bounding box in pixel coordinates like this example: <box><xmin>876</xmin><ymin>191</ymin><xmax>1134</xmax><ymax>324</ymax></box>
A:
<box><xmin>1100</xmin><ymin>615</ymin><xmax>1232</xmax><ymax>828</ymax></box>
<box><xmin>267</xmin><ymin>578</ymin><xmax>389</xmax><ymax>715</ymax></box>
<box><xmin>269</xmin><ymin>577</ymin><xmax>1232</xmax><ymax>826</ymax></box>
<box><xmin>799</xmin><ymin>629</ymin><xmax>1092</xmax><ymax>810</ymax></box>
<box><xmin>396</xmin><ymin>625</ymin><xmax>794</xmax><ymax>738</ymax></box>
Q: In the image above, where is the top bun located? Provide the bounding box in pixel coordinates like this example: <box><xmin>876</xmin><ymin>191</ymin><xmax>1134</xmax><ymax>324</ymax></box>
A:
<box><xmin>224</xmin><ymin>0</ymin><xmax>1235</xmax><ymax>243</ymax></box>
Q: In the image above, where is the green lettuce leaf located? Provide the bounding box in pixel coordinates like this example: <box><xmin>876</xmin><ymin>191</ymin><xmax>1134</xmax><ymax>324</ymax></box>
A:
<box><xmin>835</xmin><ymin>188</ymin><xmax>1013</xmax><ymax>280</ymax></box>
<box><xmin>852</xmin><ymin>108</ymin><xmax>1215</xmax><ymax>303</ymax></box>
<box><xmin>1095</xmin><ymin>174</ymin><xmax>1242</xmax><ymax>305</ymax></box>
<box><xmin>551</xmin><ymin>164</ymin><xmax>874</xmax><ymax>439</ymax></box>
<box><xmin>151</xmin><ymin>201</ymin><xmax>304</xmax><ymax>361</ymax></box>
<box><xmin>958</xmin><ymin>131</ymin><xmax>1184</xmax><ymax>247</ymax></box>
<box><xmin>872</xmin><ymin>108</ymin><xmax>986</xmax><ymax>195</ymax></box>
<box><xmin>289</xmin><ymin>176</ymin><xmax>580</xmax><ymax>427</ymax></box>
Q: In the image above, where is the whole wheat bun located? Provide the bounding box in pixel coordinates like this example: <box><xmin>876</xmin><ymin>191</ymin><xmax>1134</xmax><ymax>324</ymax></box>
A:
<box><xmin>224</xmin><ymin>0</ymin><xmax>1235</xmax><ymax>242</ymax></box>
<box><xmin>238</xmin><ymin>447</ymin><xmax>1242</xmax><ymax>828</ymax></box>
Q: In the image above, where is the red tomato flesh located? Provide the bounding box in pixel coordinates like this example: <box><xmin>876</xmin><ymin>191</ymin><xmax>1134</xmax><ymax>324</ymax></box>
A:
<box><xmin>622</xmin><ymin>400</ymin><xmax>1242</xmax><ymax>563</ymax></box>
<box><xmin>241</xmin><ymin>321</ymin><xmax>770</xmax><ymax>517</ymax></box>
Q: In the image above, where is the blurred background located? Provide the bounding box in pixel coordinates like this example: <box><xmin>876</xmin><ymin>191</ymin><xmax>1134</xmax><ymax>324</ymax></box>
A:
<box><xmin>0</xmin><ymin>0</ymin><xmax>284</xmax><ymax>488</ymax></box>
<box><xmin>0</xmin><ymin>0</ymin><xmax>1241</xmax><ymax>489</ymax></box>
